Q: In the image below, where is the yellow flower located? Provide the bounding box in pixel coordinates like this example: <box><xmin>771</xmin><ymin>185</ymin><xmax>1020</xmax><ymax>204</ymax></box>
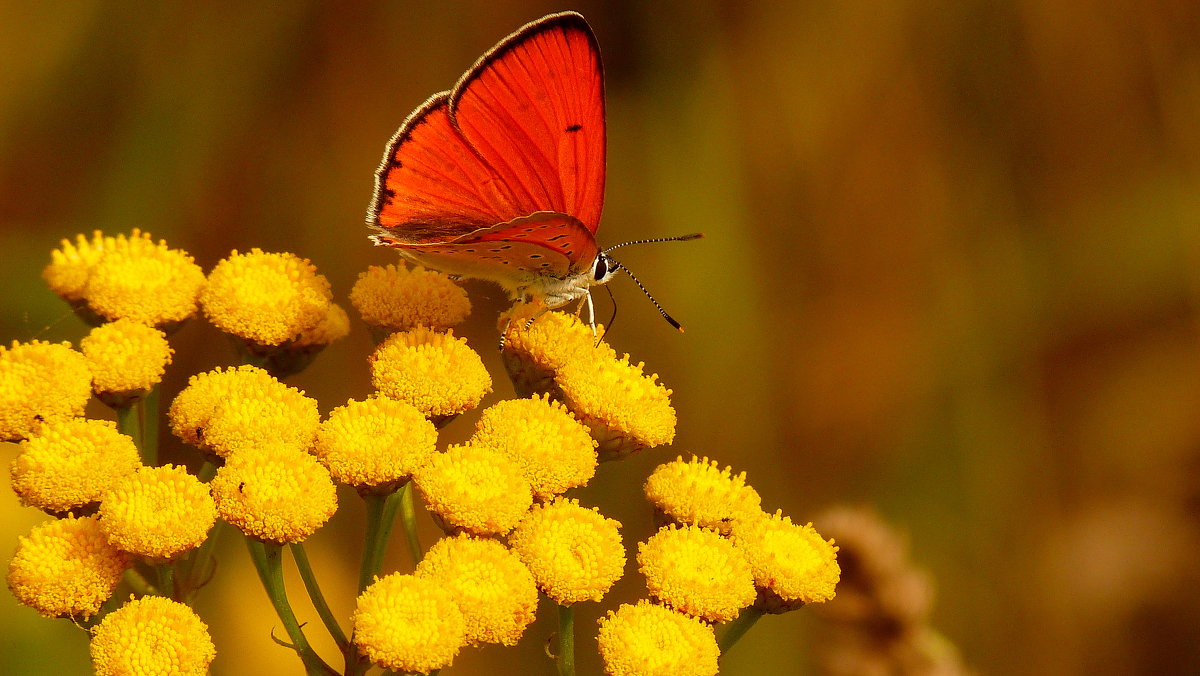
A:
<box><xmin>730</xmin><ymin>510</ymin><xmax>840</xmax><ymax>609</ymax></box>
<box><xmin>414</xmin><ymin>444</ymin><xmax>532</xmax><ymax>536</ymax></box>
<box><xmin>210</xmin><ymin>442</ymin><xmax>337</xmax><ymax>544</ymax></box>
<box><xmin>350</xmin><ymin>263</ymin><xmax>470</xmax><ymax>332</ymax></box>
<box><xmin>507</xmin><ymin>497</ymin><xmax>625</xmax><ymax>605</ymax></box>
<box><xmin>81</xmin><ymin>318</ymin><xmax>173</xmax><ymax>404</ymax></box>
<box><xmin>596</xmin><ymin>600</ymin><xmax>719</xmax><ymax>676</ymax></box>
<box><xmin>43</xmin><ymin>230</ymin><xmax>113</xmax><ymax>302</ymax></box>
<box><xmin>637</xmin><ymin>524</ymin><xmax>755</xmax><ymax>622</ymax></box>
<box><xmin>98</xmin><ymin>465</ymin><xmax>216</xmax><ymax>561</ymax></box>
<box><xmin>314</xmin><ymin>396</ymin><xmax>438</xmax><ymax>490</ymax></box>
<box><xmin>352</xmin><ymin>572</ymin><xmax>466</xmax><ymax>674</ymax></box>
<box><xmin>167</xmin><ymin>365</ymin><xmax>320</xmax><ymax>457</ymax></box>
<box><xmin>293</xmin><ymin>301</ymin><xmax>350</xmax><ymax>348</ymax></box>
<box><xmin>500</xmin><ymin>309</ymin><xmax>615</xmax><ymax>397</ymax></box>
<box><xmin>415</xmin><ymin>533</ymin><xmax>538</xmax><ymax>646</ymax></box>
<box><xmin>10</xmin><ymin>418</ymin><xmax>141</xmax><ymax>515</ymax></box>
<box><xmin>90</xmin><ymin>596</ymin><xmax>215</xmax><ymax>676</ymax></box>
<box><xmin>370</xmin><ymin>327</ymin><xmax>492</xmax><ymax>421</ymax></box>
<box><xmin>77</xmin><ymin>230</ymin><xmax>206</xmax><ymax>327</ymax></box>
<box><xmin>556</xmin><ymin>355</ymin><xmax>676</xmax><ymax>458</ymax></box>
<box><xmin>644</xmin><ymin>456</ymin><xmax>762</xmax><ymax>535</ymax></box>
<box><xmin>0</xmin><ymin>340</ymin><xmax>92</xmax><ymax>441</ymax></box>
<box><xmin>470</xmin><ymin>394</ymin><xmax>597</xmax><ymax>499</ymax></box>
<box><xmin>200</xmin><ymin>249</ymin><xmax>332</xmax><ymax>346</ymax></box>
<box><xmin>7</xmin><ymin>515</ymin><xmax>130</xmax><ymax>619</ymax></box>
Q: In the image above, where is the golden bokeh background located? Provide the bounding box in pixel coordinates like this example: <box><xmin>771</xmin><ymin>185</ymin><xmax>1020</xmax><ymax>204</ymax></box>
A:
<box><xmin>3</xmin><ymin>1</ymin><xmax>1199</xmax><ymax>674</ymax></box>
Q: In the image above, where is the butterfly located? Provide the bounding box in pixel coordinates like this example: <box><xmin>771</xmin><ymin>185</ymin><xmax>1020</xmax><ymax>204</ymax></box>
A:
<box><xmin>366</xmin><ymin>11</ymin><xmax>698</xmax><ymax>329</ymax></box>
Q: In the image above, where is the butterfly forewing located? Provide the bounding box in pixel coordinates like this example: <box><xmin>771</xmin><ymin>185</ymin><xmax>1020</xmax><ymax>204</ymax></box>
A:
<box><xmin>371</xmin><ymin>95</ymin><xmax>522</xmax><ymax>240</ymax></box>
<box><xmin>450</xmin><ymin>12</ymin><xmax>606</xmax><ymax>233</ymax></box>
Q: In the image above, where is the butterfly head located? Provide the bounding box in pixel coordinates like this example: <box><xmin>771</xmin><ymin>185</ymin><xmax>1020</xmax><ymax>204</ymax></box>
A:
<box><xmin>591</xmin><ymin>251</ymin><xmax>619</xmax><ymax>285</ymax></box>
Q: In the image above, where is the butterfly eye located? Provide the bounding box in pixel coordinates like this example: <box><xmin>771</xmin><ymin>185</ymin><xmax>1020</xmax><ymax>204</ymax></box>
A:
<box><xmin>593</xmin><ymin>255</ymin><xmax>610</xmax><ymax>282</ymax></box>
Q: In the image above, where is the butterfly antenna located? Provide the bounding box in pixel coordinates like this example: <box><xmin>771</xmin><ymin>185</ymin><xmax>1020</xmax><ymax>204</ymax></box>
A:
<box><xmin>603</xmin><ymin>283</ymin><xmax>618</xmax><ymax>342</ymax></box>
<box><xmin>610</xmin><ymin>261</ymin><xmax>685</xmax><ymax>332</ymax></box>
<box><xmin>603</xmin><ymin>232</ymin><xmax>704</xmax><ymax>254</ymax></box>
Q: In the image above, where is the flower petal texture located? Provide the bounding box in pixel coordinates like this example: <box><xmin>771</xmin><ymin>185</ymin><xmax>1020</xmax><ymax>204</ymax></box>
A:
<box><xmin>415</xmin><ymin>444</ymin><xmax>532</xmax><ymax>536</ymax></box>
<box><xmin>81</xmin><ymin>318</ymin><xmax>173</xmax><ymax>400</ymax></box>
<box><xmin>350</xmin><ymin>263</ymin><xmax>470</xmax><ymax>332</ymax></box>
<box><xmin>11</xmin><ymin>418</ymin><xmax>141</xmax><ymax>514</ymax></box>
<box><xmin>90</xmin><ymin>596</ymin><xmax>215</xmax><ymax>676</ymax></box>
<box><xmin>99</xmin><ymin>464</ymin><xmax>217</xmax><ymax>561</ymax></box>
<box><xmin>597</xmin><ymin>600</ymin><xmax>719</xmax><ymax>676</ymax></box>
<box><xmin>314</xmin><ymin>396</ymin><xmax>438</xmax><ymax>488</ymax></box>
<box><xmin>200</xmin><ymin>248</ymin><xmax>332</xmax><ymax>346</ymax></box>
<box><xmin>644</xmin><ymin>455</ymin><xmax>762</xmax><ymax>535</ymax></box>
<box><xmin>352</xmin><ymin>572</ymin><xmax>466</xmax><ymax>674</ymax></box>
<box><xmin>7</xmin><ymin>515</ymin><xmax>129</xmax><ymax>618</ymax></box>
<box><xmin>731</xmin><ymin>510</ymin><xmax>841</xmax><ymax>606</ymax></box>
<box><xmin>0</xmin><ymin>340</ymin><xmax>92</xmax><ymax>441</ymax></box>
<box><xmin>508</xmin><ymin>497</ymin><xmax>625</xmax><ymax>604</ymax></box>
<box><xmin>470</xmin><ymin>394</ymin><xmax>598</xmax><ymax>499</ymax></box>
<box><xmin>637</xmin><ymin>524</ymin><xmax>756</xmax><ymax>622</ymax></box>
<box><xmin>369</xmin><ymin>327</ymin><xmax>492</xmax><ymax>419</ymax></box>
<box><xmin>210</xmin><ymin>442</ymin><xmax>338</xmax><ymax>544</ymax></box>
<box><xmin>415</xmin><ymin>533</ymin><xmax>539</xmax><ymax>646</ymax></box>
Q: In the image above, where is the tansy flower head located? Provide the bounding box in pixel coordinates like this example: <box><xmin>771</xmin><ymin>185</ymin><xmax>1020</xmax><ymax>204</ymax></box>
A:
<box><xmin>644</xmin><ymin>455</ymin><xmax>763</xmax><ymax>535</ymax></box>
<box><xmin>81</xmin><ymin>319</ymin><xmax>173</xmax><ymax>405</ymax></box>
<box><xmin>350</xmin><ymin>263</ymin><xmax>470</xmax><ymax>333</ymax></box>
<box><xmin>415</xmin><ymin>533</ymin><xmax>538</xmax><ymax>646</ymax></box>
<box><xmin>43</xmin><ymin>230</ymin><xmax>113</xmax><ymax>302</ymax></box>
<box><xmin>72</xmin><ymin>230</ymin><xmax>206</xmax><ymax>327</ymax></box>
<box><xmin>200</xmin><ymin>248</ymin><xmax>333</xmax><ymax>347</ymax></box>
<box><xmin>414</xmin><ymin>444</ymin><xmax>532</xmax><ymax>536</ymax></box>
<box><xmin>210</xmin><ymin>442</ymin><xmax>338</xmax><ymax>544</ymax></box>
<box><xmin>167</xmin><ymin>365</ymin><xmax>320</xmax><ymax>457</ymax></box>
<box><xmin>90</xmin><ymin>596</ymin><xmax>215</xmax><ymax>676</ymax></box>
<box><xmin>0</xmin><ymin>339</ymin><xmax>92</xmax><ymax>441</ymax></box>
<box><xmin>556</xmin><ymin>355</ymin><xmax>676</xmax><ymax>459</ymax></box>
<box><xmin>507</xmin><ymin>496</ymin><xmax>626</xmax><ymax>605</ymax></box>
<box><xmin>314</xmin><ymin>396</ymin><xmax>438</xmax><ymax>491</ymax></box>
<box><xmin>7</xmin><ymin>515</ymin><xmax>130</xmax><ymax>619</ymax></box>
<box><xmin>293</xmin><ymin>301</ymin><xmax>350</xmax><ymax>348</ymax></box>
<box><xmin>98</xmin><ymin>464</ymin><xmax>216</xmax><ymax>562</ymax></box>
<box><xmin>10</xmin><ymin>418</ymin><xmax>141</xmax><ymax>515</ymax></box>
<box><xmin>597</xmin><ymin>600</ymin><xmax>719</xmax><ymax>676</ymax></box>
<box><xmin>500</xmin><ymin>310</ymin><xmax>616</xmax><ymax>397</ymax></box>
<box><xmin>370</xmin><ymin>327</ymin><xmax>492</xmax><ymax>422</ymax></box>
<box><xmin>470</xmin><ymin>394</ymin><xmax>598</xmax><ymax>499</ymax></box>
<box><xmin>730</xmin><ymin>510</ymin><xmax>841</xmax><ymax>611</ymax></box>
<box><xmin>637</xmin><ymin>524</ymin><xmax>755</xmax><ymax>622</ymax></box>
<box><xmin>352</xmin><ymin>572</ymin><xmax>467</xmax><ymax>674</ymax></box>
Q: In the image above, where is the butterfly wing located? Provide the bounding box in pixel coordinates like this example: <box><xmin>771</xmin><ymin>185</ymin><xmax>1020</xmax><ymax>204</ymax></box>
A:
<box><xmin>368</xmin><ymin>11</ymin><xmax>606</xmax><ymax>283</ymax></box>
<box><xmin>449</xmin><ymin>11</ymin><xmax>606</xmax><ymax>233</ymax></box>
<box><xmin>371</xmin><ymin>212</ymin><xmax>598</xmax><ymax>289</ymax></box>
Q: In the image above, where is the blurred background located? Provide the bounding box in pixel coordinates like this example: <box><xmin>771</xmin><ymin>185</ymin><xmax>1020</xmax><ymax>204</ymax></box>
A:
<box><xmin>3</xmin><ymin>1</ymin><xmax>1199</xmax><ymax>674</ymax></box>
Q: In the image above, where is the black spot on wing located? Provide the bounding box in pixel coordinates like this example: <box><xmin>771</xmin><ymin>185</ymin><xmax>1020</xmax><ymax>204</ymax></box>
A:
<box><xmin>566</xmin><ymin>124</ymin><xmax>582</xmax><ymax>132</ymax></box>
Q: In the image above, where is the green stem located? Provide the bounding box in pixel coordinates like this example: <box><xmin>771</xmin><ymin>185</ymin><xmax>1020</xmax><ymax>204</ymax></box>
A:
<box><xmin>398</xmin><ymin>483</ymin><xmax>421</xmax><ymax>564</ymax></box>
<box><xmin>178</xmin><ymin>520</ymin><xmax>223</xmax><ymax>601</ymax></box>
<box><xmin>557</xmin><ymin>604</ymin><xmax>575</xmax><ymax>676</ymax></box>
<box><xmin>358</xmin><ymin>491</ymin><xmax>401</xmax><ymax>593</ymax></box>
<box><xmin>115</xmin><ymin>405</ymin><xmax>143</xmax><ymax>459</ymax></box>
<box><xmin>290</xmin><ymin>543</ymin><xmax>349</xmax><ymax>649</ymax></box>
<box><xmin>718</xmin><ymin>606</ymin><xmax>764</xmax><ymax>656</ymax></box>
<box><xmin>141</xmin><ymin>388</ymin><xmax>159</xmax><ymax>466</ymax></box>
<box><xmin>122</xmin><ymin>567</ymin><xmax>156</xmax><ymax>597</ymax></box>
<box><xmin>246</xmin><ymin>539</ymin><xmax>339</xmax><ymax>676</ymax></box>
<box><xmin>156</xmin><ymin>562</ymin><xmax>175</xmax><ymax>599</ymax></box>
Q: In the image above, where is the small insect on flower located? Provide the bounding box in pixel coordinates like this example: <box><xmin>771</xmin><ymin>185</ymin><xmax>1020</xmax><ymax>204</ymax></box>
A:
<box><xmin>209</xmin><ymin>443</ymin><xmax>337</xmax><ymax>544</ymax></box>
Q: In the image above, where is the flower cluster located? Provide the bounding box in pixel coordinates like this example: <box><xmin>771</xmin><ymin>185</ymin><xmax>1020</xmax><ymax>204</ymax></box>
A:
<box><xmin>593</xmin><ymin>455</ymin><xmax>841</xmax><ymax>675</ymax></box>
<box><xmin>5</xmin><ymin>230</ymin><xmax>843</xmax><ymax>676</ymax></box>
